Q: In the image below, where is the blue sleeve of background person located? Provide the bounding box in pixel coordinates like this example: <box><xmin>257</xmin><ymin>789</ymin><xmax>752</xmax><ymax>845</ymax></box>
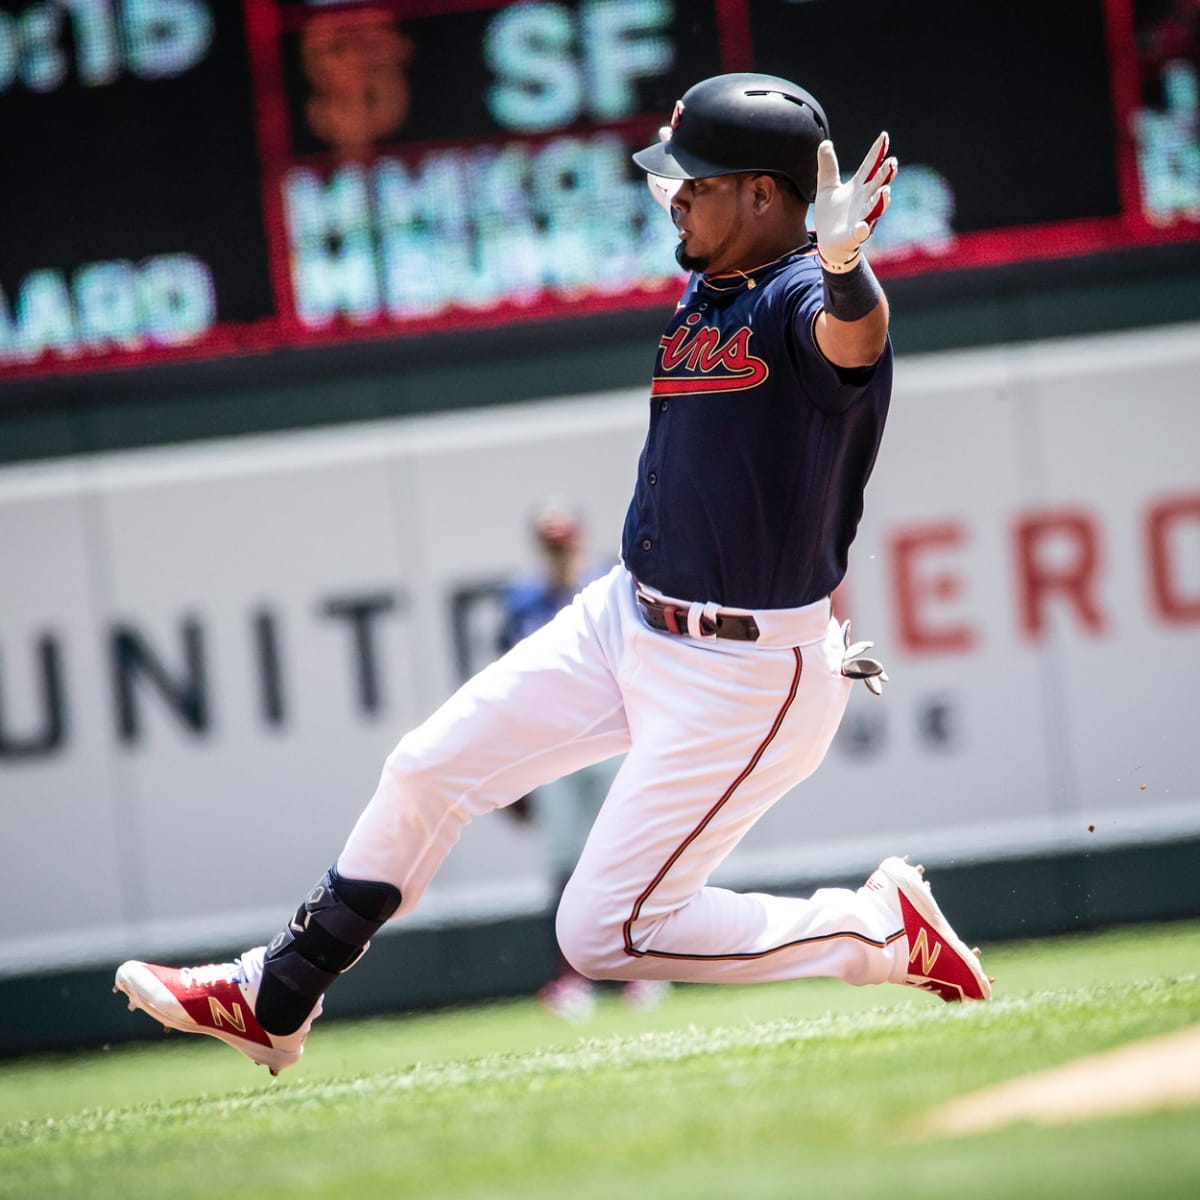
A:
<box><xmin>497</xmin><ymin>572</ymin><xmax>605</xmax><ymax>654</ymax></box>
<box><xmin>497</xmin><ymin>581</ymin><xmax>555</xmax><ymax>655</ymax></box>
<box><xmin>782</xmin><ymin>264</ymin><xmax>894</xmax><ymax>414</ymax></box>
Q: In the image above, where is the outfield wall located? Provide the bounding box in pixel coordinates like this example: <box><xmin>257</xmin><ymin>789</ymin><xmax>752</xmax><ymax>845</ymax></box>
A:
<box><xmin>1</xmin><ymin>323</ymin><xmax>1198</xmax><ymax>987</ymax></box>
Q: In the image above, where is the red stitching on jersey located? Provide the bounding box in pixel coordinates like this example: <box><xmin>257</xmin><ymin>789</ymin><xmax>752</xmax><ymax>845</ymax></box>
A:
<box><xmin>622</xmin><ymin>646</ymin><xmax>807</xmax><ymax>960</ymax></box>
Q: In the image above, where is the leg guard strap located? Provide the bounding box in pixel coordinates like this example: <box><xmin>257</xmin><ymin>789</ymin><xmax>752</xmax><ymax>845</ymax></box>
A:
<box><xmin>257</xmin><ymin>866</ymin><xmax>401</xmax><ymax>1035</ymax></box>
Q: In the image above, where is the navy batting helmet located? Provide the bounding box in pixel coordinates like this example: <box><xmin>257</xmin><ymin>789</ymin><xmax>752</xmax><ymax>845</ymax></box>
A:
<box><xmin>632</xmin><ymin>73</ymin><xmax>829</xmax><ymax>203</ymax></box>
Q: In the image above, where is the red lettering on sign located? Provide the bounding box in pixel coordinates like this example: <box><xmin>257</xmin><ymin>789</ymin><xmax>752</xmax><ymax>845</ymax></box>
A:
<box><xmin>1014</xmin><ymin>510</ymin><xmax>1106</xmax><ymax>640</ymax></box>
<box><xmin>1146</xmin><ymin>494</ymin><xmax>1200</xmax><ymax>624</ymax></box>
<box><xmin>890</xmin><ymin>523</ymin><xmax>976</xmax><ymax>654</ymax></box>
<box><xmin>831</xmin><ymin>576</ymin><xmax>853</xmax><ymax>622</ymax></box>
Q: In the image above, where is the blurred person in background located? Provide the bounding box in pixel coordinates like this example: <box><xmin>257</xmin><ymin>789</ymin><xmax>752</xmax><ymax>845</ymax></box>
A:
<box><xmin>498</xmin><ymin>497</ymin><xmax>668</xmax><ymax>1019</ymax></box>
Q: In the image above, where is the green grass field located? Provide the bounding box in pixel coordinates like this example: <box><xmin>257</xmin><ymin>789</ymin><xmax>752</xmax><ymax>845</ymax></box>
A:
<box><xmin>2</xmin><ymin>922</ymin><xmax>1198</xmax><ymax>1200</ymax></box>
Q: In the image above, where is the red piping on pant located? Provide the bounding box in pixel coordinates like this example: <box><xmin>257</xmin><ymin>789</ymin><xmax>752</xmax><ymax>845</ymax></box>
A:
<box><xmin>622</xmin><ymin>647</ymin><xmax>903</xmax><ymax>961</ymax></box>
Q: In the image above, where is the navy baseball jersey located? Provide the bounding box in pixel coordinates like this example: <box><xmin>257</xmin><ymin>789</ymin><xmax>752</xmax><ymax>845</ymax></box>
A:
<box><xmin>622</xmin><ymin>238</ymin><xmax>893</xmax><ymax>610</ymax></box>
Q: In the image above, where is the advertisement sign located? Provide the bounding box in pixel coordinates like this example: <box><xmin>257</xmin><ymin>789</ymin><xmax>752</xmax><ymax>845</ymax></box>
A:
<box><xmin>1</xmin><ymin>323</ymin><xmax>1197</xmax><ymax>973</ymax></box>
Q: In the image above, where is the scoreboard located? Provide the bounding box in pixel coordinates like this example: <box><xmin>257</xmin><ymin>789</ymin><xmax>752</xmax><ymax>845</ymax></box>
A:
<box><xmin>1</xmin><ymin>0</ymin><xmax>1198</xmax><ymax>380</ymax></box>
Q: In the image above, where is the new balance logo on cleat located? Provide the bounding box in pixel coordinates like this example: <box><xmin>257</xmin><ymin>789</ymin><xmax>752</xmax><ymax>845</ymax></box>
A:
<box><xmin>867</xmin><ymin>856</ymin><xmax>992</xmax><ymax>1002</ymax></box>
<box><xmin>114</xmin><ymin>951</ymin><xmax>320</xmax><ymax>1075</ymax></box>
<box><xmin>908</xmin><ymin>925</ymin><xmax>942</xmax><ymax>977</ymax></box>
<box><xmin>207</xmin><ymin>995</ymin><xmax>248</xmax><ymax>1033</ymax></box>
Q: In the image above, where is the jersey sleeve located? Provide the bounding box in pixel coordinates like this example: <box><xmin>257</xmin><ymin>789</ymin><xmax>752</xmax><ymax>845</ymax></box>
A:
<box><xmin>785</xmin><ymin>269</ymin><xmax>891</xmax><ymax>415</ymax></box>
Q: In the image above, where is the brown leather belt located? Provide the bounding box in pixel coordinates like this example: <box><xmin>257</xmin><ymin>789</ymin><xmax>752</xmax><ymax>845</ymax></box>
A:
<box><xmin>636</xmin><ymin>589</ymin><xmax>760</xmax><ymax>642</ymax></box>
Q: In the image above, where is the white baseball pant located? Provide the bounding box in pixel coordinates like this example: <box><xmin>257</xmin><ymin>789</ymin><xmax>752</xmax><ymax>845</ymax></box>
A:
<box><xmin>338</xmin><ymin>565</ymin><xmax>907</xmax><ymax>988</ymax></box>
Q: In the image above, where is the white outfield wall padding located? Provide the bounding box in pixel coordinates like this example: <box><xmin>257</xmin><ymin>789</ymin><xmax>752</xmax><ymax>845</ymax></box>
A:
<box><xmin>0</xmin><ymin>322</ymin><xmax>1197</xmax><ymax>975</ymax></box>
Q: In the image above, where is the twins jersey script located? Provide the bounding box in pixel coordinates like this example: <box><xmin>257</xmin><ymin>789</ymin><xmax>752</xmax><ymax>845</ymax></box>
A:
<box><xmin>623</xmin><ymin>238</ymin><xmax>893</xmax><ymax>609</ymax></box>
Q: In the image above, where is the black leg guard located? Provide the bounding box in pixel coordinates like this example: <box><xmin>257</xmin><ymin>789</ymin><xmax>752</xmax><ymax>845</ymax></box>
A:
<box><xmin>256</xmin><ymin>866</ymin><xmax>401</xmax><ymax>1035</ymax></box>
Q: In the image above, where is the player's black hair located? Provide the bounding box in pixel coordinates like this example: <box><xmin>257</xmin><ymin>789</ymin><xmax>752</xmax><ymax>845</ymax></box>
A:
<box><xmin>762</xmin><ymin>173</ymin><xmax>805</xmax><ymax>206</ymax></box>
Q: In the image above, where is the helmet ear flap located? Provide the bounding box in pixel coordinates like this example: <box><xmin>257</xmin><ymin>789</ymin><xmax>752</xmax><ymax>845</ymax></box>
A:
<box><xmin>647</xmin><ymin>173</ymin><xmax>681</xmax><ymax>213</ymax></box>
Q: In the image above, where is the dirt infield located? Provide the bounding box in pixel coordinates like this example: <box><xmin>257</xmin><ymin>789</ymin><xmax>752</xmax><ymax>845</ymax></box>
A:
<box><xmin>925</xmin><ymin>1023</ymin><xmax>1200</xmax><ymax>1137</ymax></box>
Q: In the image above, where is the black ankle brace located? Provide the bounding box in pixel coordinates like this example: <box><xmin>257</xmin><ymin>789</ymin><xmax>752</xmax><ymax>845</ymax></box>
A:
<box><xmin>256</xmin><ymin>866</ymin><xmax>401</xmax><ymax>1035</ymax></box>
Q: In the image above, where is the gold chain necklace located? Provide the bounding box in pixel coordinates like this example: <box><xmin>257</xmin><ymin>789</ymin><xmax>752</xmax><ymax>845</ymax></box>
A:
<box><xmin>702</xmin><ymin>244</ymin><xmax>810</xmax><ymax>291</ymax></box>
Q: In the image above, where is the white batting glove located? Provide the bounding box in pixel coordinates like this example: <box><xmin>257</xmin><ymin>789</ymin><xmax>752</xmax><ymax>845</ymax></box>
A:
<box><xmin>840</xmin><ymin>620</ymin><xmax>889</xmax><ymax>696</ymax></box>
<box><xmin>814</xmin><ymin>131</ymin><xmax>898</xmax><ymax>273</ymax></box>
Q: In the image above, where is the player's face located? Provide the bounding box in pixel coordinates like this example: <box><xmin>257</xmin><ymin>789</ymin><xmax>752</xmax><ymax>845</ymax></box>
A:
<box><xmin>671</xmin><ymin>174</ymin><xmax>758</xmax><ymax>274</ymax></box>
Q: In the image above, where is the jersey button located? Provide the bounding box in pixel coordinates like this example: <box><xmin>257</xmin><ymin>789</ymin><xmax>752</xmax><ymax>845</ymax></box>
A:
<box><xmin>659</xmin><ymin>399</ymin><xmax>669</xmax><ymax>412</ymax></box>
<box><xmin>648</xmin><ymin>472</ymin><xmax>657</xmax><ymax>485</ymax></box>
<box><xmin>641</xmin><ymin>538</ymin><xmax>653</xmax><ymax>551</ymax></box>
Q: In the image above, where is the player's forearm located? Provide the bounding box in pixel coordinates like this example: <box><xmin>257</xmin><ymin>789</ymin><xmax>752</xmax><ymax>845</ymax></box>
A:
<box><xmin>816</xmin><ymin>292</ymin><xmax>890</xmax><ymax>367</ymax></box>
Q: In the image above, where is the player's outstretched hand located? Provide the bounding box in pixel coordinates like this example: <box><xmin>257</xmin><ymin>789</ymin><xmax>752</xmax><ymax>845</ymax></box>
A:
<box><xmin>814</xmin><ymin>132</ymin><xmax>898</xmax><ymax>273</ymax></box>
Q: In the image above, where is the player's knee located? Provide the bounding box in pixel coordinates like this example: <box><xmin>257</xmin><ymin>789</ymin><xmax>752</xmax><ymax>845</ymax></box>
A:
<box><xmin>554</xmin><ymin>880</ymin><xmax>628</xmax><ymax>980</ymax></box>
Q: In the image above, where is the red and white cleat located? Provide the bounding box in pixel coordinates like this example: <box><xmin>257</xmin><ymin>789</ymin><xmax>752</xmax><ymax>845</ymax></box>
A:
<box><xmin>113</xmin><ymin>946</ymin><xmax>319</xmax><ymax>1075</ymax></box>
<box><xmin>865</xmin><ymin>856</ymin><xmax>992</xmax><ymax>1002</ymax></box>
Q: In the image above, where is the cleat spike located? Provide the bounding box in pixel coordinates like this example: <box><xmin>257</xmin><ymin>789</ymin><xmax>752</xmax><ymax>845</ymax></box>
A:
<box><xmin>128</xmin><ymin>1002</ymin><xmax>136</xmax><ymax>1012</ymax></box>
<box><xmin>988</xmin><ymin>976</ymin><xmax>996</xmax><ymax>984</ymax></box>
<box><xmin>971</xmin><ymin>946</ymin><xmax>982</xmax><ymax>957</ymax></box>
<box><xmin>915</xmin><ymin>864</ymin><xmax>925</xmax><ymax>875</ymax></box>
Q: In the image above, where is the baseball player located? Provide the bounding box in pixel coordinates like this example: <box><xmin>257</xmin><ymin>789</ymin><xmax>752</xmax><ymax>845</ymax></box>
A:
<box><xmin>116</xmin><ymin>73</ymin><xmax>991</xmax><ymax>1075</ymax></box>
